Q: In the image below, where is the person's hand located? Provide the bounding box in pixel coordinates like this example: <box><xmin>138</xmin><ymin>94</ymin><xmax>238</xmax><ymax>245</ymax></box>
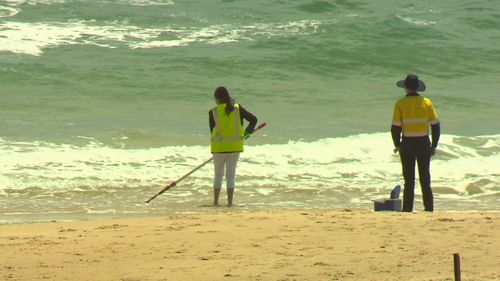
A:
<box><xmin>430</xmin><ymin>147</ymin><xmax>436</xmax><ymax>157</ymax></box>
<box><xmin>393</xmin><ymin>147</ymin><xmax>400</xmax><ymax>154</ymax></box>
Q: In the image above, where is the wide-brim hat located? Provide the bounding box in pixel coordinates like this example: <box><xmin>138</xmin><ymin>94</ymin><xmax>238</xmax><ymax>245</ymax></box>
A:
<box><xmin>396</xmin><ymin>74</ymin><xmax>426</xmax><ymax>91</ymax></box>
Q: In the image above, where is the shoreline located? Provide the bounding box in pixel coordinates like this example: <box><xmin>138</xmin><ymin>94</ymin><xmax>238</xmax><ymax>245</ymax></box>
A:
<box><xmin>2</xmin><ymin>206</ymin><xmax>500</xmax><ymax>225</ymax></box>
<box><xmin>1</xmin><ymin>209</ymin><xmax>499</xmax><ymax>280</ymax></box>
<box><xmin>3</xmin><ymin>206</ymin><xmax>499</xmax><ymax>225</ymax></box>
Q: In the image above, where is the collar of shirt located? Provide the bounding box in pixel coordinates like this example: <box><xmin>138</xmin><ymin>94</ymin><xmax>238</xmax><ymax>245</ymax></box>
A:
<box><xmin>405</xmin><ymin>92</ymin><xmax>420</xmax><ymax>97</ymax></box>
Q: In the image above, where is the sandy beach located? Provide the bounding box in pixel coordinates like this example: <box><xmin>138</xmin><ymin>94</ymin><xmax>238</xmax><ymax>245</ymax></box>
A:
<box><xmin>0</xmin><ymin>210</ymin><xmax>498</xmax><ymax>281</ymax></box>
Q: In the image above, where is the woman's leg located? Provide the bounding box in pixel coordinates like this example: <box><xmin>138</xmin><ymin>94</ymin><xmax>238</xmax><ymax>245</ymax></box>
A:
<box><xmin>212</xmin><ymin>153</ymin><xmax>227</xmax><ymax>206</ymax></box>
<box><xmin>225</xmin><ymin>152</ymin><xmax>240</xmax><ymax>206</ymax></box>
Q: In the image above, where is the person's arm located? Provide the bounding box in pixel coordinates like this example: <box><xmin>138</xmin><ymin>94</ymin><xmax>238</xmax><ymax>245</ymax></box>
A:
<box><xmin>391</xmin><ymin>125</ymin><xmax>402</xmax><ymax>148</ymax></box>
<box><xmin>209</xmin><ymin>110</ymin><xmax>215</xmax><ymax>133</ymax></box>
<box><xmin>427</xmin><ymin>99</ymin><xmax>440</xmax><ymax>155</ymax></box>
<box><xmin>391</xmin><ymin>102</ymin><xmax>402</xmax><ymax>152</ymax></box>
<box><xmin>431</xmin><ymin>123</ymin><xmax>440</xmax><ymax>148</ymax></box>
<box><xmin>238</xmin><ymin>105</ymin><xmax>257</xmax><ymax>135</ymax></box>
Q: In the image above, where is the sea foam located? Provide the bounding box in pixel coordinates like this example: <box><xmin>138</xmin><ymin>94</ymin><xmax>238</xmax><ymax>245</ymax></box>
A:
<box><xmin>0</xmin><ymin>19</ymin><xmax>335</xmax><ymax>56</ymax></box>
<box><xmin>0</xmin><ymin>133</ymin><xmax>498</xmax><ymax>197</ymax></box>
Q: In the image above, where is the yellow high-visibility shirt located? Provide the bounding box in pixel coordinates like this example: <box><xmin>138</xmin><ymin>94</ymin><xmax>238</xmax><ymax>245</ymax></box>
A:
<box><xmin>392</xmin><ymin>95</ymin><xmax>439</xmax><ymax>137</ymax></box>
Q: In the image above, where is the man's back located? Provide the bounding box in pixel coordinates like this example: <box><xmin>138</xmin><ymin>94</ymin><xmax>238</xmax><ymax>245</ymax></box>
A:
<box><xmin>392</xmin><ymin>95</ymin><xmax>439</xmax><ymax>137</ymax></box>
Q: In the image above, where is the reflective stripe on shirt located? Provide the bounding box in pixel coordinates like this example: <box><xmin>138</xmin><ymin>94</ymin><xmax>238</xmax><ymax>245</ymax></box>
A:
<box><xmin>402</xmin><ymin>118</ymin><xmax>429</xmax><ymax>124</ymax></box>
<box><xmin>403</xmin><ymin>131</ymin><xmax>429</xmax><ymax>137</ymax></box>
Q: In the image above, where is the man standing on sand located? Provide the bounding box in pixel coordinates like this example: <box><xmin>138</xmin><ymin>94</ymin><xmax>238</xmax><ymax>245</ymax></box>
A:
<box><xmin>391</xmin><ymin>74</ymin><xmax>441</xmax><ymax>212</ymax></box>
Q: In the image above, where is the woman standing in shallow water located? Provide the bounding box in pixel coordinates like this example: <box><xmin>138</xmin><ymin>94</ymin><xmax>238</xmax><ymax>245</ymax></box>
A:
<box><xmin>209</xmin><ymin>86</ymin><xmax>257</xmax><ymax>206</ymax></box>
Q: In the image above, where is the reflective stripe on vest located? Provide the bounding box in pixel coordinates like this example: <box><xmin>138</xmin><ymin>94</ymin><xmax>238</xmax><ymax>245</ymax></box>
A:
<box><xmin>211</xmin><ymin>136</ymin><xmax>244</xmax><ymax>142</ymax></box>
<box><xmin>213</xmin><ymin>106</ymin><xmax>221</xmax><ymax>140</ymax></box>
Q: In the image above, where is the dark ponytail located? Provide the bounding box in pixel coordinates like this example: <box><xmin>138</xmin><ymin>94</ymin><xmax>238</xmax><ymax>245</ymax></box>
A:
<box><xmin>214</xmin><ymin>86</ymin><xmax>234</xmax><ymax>115</ymax></box>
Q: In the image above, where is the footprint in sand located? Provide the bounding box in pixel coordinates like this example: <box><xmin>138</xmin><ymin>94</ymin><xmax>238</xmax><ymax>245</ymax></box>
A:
<box><xmin>96</xmin><ymin>224</ymin><xmax>129</xmax><ymax>230</ymax></box>
<box><xmin>58</xmin><ymin>228</ymin><xmax>77</xmax><ymax>233</ymax></box>
<box><xmin>164</xmin><ymin>225</ymin><xmax>185</xmax><ymax>231</ymax></box>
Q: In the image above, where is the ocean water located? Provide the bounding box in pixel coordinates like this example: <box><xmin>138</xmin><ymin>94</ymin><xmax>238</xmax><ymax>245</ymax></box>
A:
<box><xmin>1</xmin><ymin>0</ymin><xmax>499</xmax><ymax>222</ymax></box>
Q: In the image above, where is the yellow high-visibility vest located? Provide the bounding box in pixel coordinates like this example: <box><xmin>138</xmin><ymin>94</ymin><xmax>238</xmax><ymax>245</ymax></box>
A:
<box><xmin>392</xmin><ymin>95</ymin><xmax>439</xmax><ymax>137</ymax></box>
<box><xmin>211</xmin><ymin>103</ymin><xmax>244</xmax><ymax>153</ymax></box>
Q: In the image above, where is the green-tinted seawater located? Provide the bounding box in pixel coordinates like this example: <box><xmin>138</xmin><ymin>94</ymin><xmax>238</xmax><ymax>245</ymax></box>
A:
<box><xmin>0</xmin><ymin>0</ymin><xmax>499</xmax><ymax>220</ymax></box>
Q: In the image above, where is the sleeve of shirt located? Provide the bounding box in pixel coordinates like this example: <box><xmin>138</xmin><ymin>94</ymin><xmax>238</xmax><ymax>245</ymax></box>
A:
<box><xmin>209</xmin><ymin>110</ymin><xmax>215</xmax><ymax>133</ymax></box>
<box><xmin>431</xmin><ymin>123</ymin><xmax>440</xmax><ymax>148</ymax></box>
<box><xmin>391</xmin><ymin>125</ymin><xmax>402</xmax><ymax>147</ymax></box>
<box><xmin>427</xmin><ymin>99</ymin><xmax>439</xmax><ymax>125</ymax></box>
<box><xmin>238</xmin><ymin>105</ymin><xmax>257</xmax><ymax>134</ymax></box>
<box><xmin>392</xmin><ymin>102</ymin><xmax>402</xmax><ymax>126</ymax></box>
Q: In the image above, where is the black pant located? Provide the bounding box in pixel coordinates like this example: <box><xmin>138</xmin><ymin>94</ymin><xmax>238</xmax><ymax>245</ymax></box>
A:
<box><xmin>400</xmin><ymin>137</ymin><xmax>433</xmax><ymax>212</ymax></box>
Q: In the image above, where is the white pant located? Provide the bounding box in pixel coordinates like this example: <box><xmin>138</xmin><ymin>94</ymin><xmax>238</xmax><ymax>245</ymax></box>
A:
<box><xmin>213</xmin><ymin>152</ymin><xmax>240</xmax><ymax>189</ymax></box>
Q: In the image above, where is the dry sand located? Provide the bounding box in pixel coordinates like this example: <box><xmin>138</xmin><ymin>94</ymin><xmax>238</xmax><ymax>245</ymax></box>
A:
<box><xmin>0</xmin><ymin>210</ymin><xmax>499</xmax><ymax>281</ymax></box>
